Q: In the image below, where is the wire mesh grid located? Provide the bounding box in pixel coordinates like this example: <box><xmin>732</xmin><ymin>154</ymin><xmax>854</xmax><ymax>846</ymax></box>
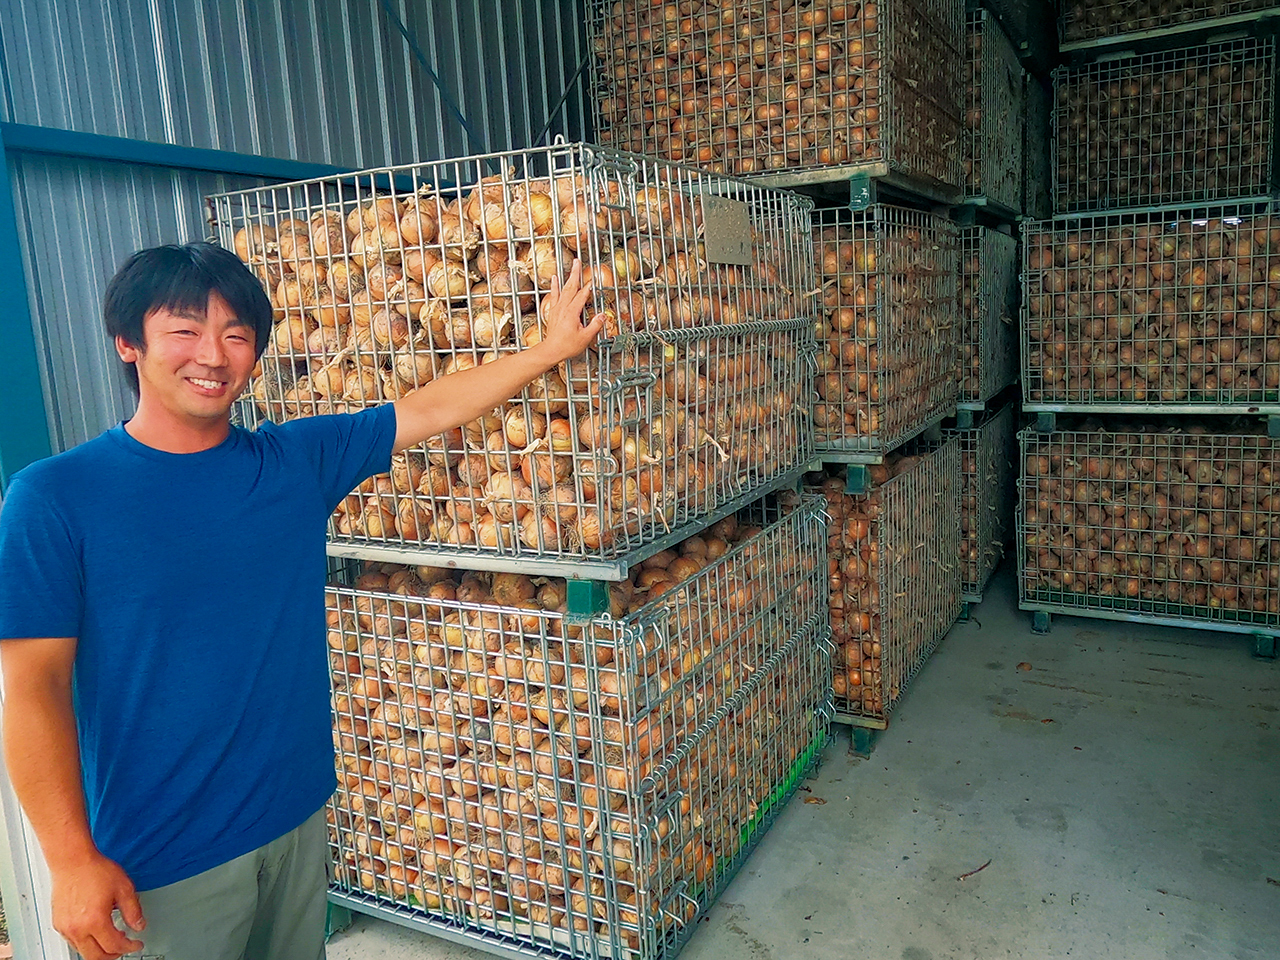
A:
<box><xmin>1059</xmin><ymin>0</ymin><xmax>1280</xmax><ymax>45</ymax></box>
<box><xmin>208</xmin><ymin>142</ymin><xmax>816</xmax><ymax>575</ymax></box>
<box><xmin>588</xmin><ymin>0</ymin><xmax>963</xmax><ymax>187</ymax></box>
<box><xmin>1021</xmin><ymin>204</ymin><xmax>1280</xmax><ymax>411</ymax></box>
<box><xmin>812</xmin><ymin>204</ymin><xmax>959</xmax><ymax>455</ymax></box>
<box><xmin>807</xmin><ymin>438</ymin><xmax>962</xmax><ymax>720</ymax></box>
<box><xmin>1024</xmin><ymin>73</ymin><xmax>1054</xmax><ymax>221</ymax></box>
<box><xmin>1052</xmin><ymin>36</ymin><xmax>1276</xmax><ymax>215</ymax></box>
<box><xmin>945</xmin><ymin>404</ymin><xmax>1017</xmax><ymax>600</ymax></box>
<box><xmin>323</xmin><ymin>500</ymin><xmax>831</xmax><ymax>960</ymax></box>
<box><xmin>960</xmin><ymin>226</ymin><xmax>1019</xmax><ymax>405</ymax></box>
<box><xmin>1018</xmin><ymin>426</ymin><xmax>1280</xmax><ymax>629</ymax></box>
<box><xmin>965</xmin><ymin>10</ymin><xmax>1024</xmax><ymax>212</ymax></box>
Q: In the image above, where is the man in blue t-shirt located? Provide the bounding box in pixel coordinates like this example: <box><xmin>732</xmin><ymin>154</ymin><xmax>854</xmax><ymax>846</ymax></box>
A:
<box><xmin>0</xmin><ymin>241</ymin><xmax>605</xmax><ymax>960</ymax></box>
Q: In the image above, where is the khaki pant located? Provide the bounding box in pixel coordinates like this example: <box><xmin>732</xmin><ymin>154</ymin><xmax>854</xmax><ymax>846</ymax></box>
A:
<box><xmin>116</xmin><ymin>808</ymin><xmax>328</xmax><ymax>960</ymax></box>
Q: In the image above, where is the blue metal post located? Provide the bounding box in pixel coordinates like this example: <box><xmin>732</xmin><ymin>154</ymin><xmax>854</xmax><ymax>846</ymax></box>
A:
<box><xmin>0</xmin><ymin>123</ymin><xmax>53</xmax><ymax>490</ymax></box>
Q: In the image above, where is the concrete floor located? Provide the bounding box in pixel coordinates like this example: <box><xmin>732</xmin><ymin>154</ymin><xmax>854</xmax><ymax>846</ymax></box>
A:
<box><xmin>325</xmin><ymin>570</ymin><xmax>1280</xmax><ymax>960</ymax></box>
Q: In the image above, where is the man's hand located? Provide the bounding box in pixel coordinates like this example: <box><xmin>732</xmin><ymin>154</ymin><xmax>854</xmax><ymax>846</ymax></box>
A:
<box><xmin>538</xmin><ymin>259</ymin><xmax>608</xmax><ymax>363</ymax></box>
<box><xmin>51</xmin><ymin>852</ymin><xmax>146</xmax><ymax>959</ymax></box>
<box><xmin>52</xmin><ymin>855</ymin><xmax>146</xmax><ymax>959</ymax></box>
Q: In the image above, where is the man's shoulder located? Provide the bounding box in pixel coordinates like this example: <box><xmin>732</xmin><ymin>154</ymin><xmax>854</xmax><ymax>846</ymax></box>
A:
<box><xmin>8</xmin><ymin>431</ymin><xmax>121</xmax><ymax>491</ymax></box>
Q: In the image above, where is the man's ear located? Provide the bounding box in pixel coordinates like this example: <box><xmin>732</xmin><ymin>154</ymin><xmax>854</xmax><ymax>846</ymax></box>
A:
<box><xmin>116</xmin><ymin>334</ymin><xmax>142</xmax><ymax>363</ymax></box>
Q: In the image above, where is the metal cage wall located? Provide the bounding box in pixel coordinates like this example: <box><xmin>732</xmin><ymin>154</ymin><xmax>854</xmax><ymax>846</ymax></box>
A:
<box><xmin>588</xmin><ymin>0</ymin><xmax>964</xmax><ymax>191</ymax></box>
<box><xmin>1021</xmin><ymin>203</ymin><xmax>1280</xmax><ymax>414</ymax></box>
<box><xmin>960</xmin><ymin>225</ymin><xmax>1019</xmax><ymax>406</ymax></box>
<box><xmin>812</xmin><ymin>204</ymin><xmax>959</xmax><ymax>458</ymax></box>
<box><xmin>810</xmin><ymin>439</ymin><xmax>962</xmax><ymax>722</ymax></box>
<box><xmin>209</xmin><ymin>141</ymin><xmax>817</xmax><ymax>578</ymax></box>
<box><xmin>1052</xmin><ymin>36</ymin><xmax>1276</xmax><ymax>215</ymax></box>
<box><xmin>322</xmin><ymin>499</ymin><xmax>832</xmax><ymax>959</ymax></box>
<box><xmin>1018</xmin><ymin>426</ymin><xmax>1280</xmax><ymax>634</ymax></box>
<box><xmin>965</xmin><ymin>9</ymin><xmax>1024</xmax><ymax>214</ymax></box>
<box><xmin>947</xmin><ymin>403</ymin><xmax>1017</xmax><ymax>601</ymax></box>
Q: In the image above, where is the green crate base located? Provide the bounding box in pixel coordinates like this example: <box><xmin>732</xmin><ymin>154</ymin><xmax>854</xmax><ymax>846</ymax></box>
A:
<box><xmin>1022</xmin><ymin>588</ymin><xmax>1278</xmax><ymax>635</ymax></box>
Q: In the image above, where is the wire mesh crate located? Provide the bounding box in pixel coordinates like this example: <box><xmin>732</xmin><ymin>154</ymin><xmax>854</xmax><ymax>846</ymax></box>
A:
<box><xmin>208</xmin><ymin>142</ymin><xmax>816</xmax><ymax>578</ymax></box>
<box><xmin>805</xmin><ymin>438</ymin><xmax>962</xmax><ymax>721</ymax></box>
<box><xmin>1024</xmin><ymin>73</ymin><xmax>1053</xmax><ymax>221</ymax></box>
<box><xmin>959</xmin><ymin>225</ymin><xmax>1019</xmax><ymax>406</ymax></box>
<box><xmin>1054</xmin><ymin>36</ymin><xmax>1274</xmax><ymax>215</ymax></box>
<box><xmin>1022</xmin><ymin>204</ymin><xmax>1280</xmax><ymax>413</ymax></box>
<box><xmin>1059</xmin><ymin>0</ymin><xmax>1280</xmax><ymax>47</ymax></box>
<box><xmin>945</xmin><ymin>403</ymin><xmax>1017</xmax><ymax>600</ymax></box>
<box><xmin>589</xmin><ymin>0</ymin><xmax>964</xmax><ymax>191</ymax></box>
<box><xmin>1018</xmin><ymin>424</ymin><xmax>1280</xmax><ymax>634</ymax></box>
<box><xmin>812</xmin><ymin>204</ymin><xmax>959</xmax><ymax>458</ymax></box>
<box><xmin>965</xmin><ymin>10</ymin><xmax>1024</xmax><ymax>213</ymax></box>
<box><xmin>1052</xmin><ymin>36</ymin><xmax>1276</xmax><ymax>215</ymax></box>
<box><xmin>323</xmin><ymin>499</ymin><xmax>832</xmax><ymax>960</ymax></box>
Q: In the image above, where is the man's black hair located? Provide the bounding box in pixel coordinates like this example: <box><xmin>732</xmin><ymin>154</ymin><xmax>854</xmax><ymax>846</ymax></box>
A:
<box><xmin>103</xmin><ymin>242</ymin><xmax>273</xmax><ymax>394</ymax></box>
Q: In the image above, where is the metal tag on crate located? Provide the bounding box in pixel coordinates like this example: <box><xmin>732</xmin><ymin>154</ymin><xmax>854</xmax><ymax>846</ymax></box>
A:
<box><xmin>701</xmin><ymin>196</ymin><xmax>753</xmax><ymax>265</ymax></box>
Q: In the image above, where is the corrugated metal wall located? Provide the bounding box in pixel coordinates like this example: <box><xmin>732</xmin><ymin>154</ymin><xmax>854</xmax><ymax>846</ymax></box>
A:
<box><xmin>1</xmin><ymin>0</ymin><xmax>591</xmax><ymax>450</ymax></box>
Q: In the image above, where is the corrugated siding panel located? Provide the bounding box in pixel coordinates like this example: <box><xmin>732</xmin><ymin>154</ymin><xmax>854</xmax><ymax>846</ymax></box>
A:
<box><xmin>10</xmin><ymin>155</ymin><xmax>273</xmax><ymax>451</ymax></box>
<box><xmin>1</xmin><ymin>0</ymin><xmax>591</xmax><ymax>162</ymax></box>
<box><xmin>2</xmin><ymin>0</ymin><xmax>590</xmax><ymax>454</ymax></box>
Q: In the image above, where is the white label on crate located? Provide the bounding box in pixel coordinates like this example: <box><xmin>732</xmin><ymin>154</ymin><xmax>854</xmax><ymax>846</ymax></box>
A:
<box><xmin>701</xmin><ymin>196</ymin><xmax>753</xmax><ymax>265</ymax></box>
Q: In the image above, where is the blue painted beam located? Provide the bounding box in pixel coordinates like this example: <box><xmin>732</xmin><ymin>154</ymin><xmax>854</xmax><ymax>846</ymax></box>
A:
<box><xmin>0</xmin><ymin>124</ymin><xmax>53</xmax><ymax>490</ymax></box>
<box><xmin>0</xmin><ymin>122</ymin><xmax>353</xmax><ymax>183</ymax></box>
<box><xmin>0</xmin><ymin>122</ymin><xmax>441</xmax><ymax>194</ymax></box>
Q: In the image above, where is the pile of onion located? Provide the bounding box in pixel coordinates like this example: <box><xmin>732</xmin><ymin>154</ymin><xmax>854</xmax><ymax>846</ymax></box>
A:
<box><xmin>321</xmin><ymin>511</ymin><xmax>821</xmax><ymax>945</ymax></box>
<box><xmin>1055</xmin><ymin>40</ymin><xmax>1272</xmax><ymax>212</ymax></box>
<box><xmin>805</xmin><ymin>446</ymin><xmax>959</xmax><ymax>717</ymax></box>
<box><xmin>812</xmin><ymin>209</ymin><xmax>958</xmax><ymax>446</ymax></box>
<box><xmin>1021</xmin><ymin>423</ymin><xmax>1279</xmax><ymax>617</ymax></box>
<box><xmin>1023</xmin><ymin>213</ymin><xmax>1280</xmax><ymax>405</ymax></box>
<box><xmin>592</xmin><ymin>0</ymin><xmax>961</xmax><ymax>181</ymax></box>
<box><xmin>231</xmin><ymin>166</ymin><xmax>810</xmax><ymax>558</ymax></box>
<box><xmin>1061</xmin><ymin>0</ymin><xmax>1275</xmax><ymax>44</ymax></box>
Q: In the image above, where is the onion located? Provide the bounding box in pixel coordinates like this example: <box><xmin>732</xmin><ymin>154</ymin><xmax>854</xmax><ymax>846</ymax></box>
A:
<box><xmin>426</xmin><ymin>260</ymin><xmax>475</xmax><ymax>301</ymax></box>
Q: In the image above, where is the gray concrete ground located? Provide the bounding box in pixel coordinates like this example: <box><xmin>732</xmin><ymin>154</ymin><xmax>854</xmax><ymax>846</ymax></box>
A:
<box><xmin>325</xmin><ymin>571</ymin><xmax>1280</xmax><ymax>960</ymax></box>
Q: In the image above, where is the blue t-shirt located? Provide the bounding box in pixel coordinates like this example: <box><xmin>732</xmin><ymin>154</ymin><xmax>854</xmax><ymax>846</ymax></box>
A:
<box><xmin>0</xmin><ymin>405</ymin><xmax>396</xmax><ymax>891</ymax></box>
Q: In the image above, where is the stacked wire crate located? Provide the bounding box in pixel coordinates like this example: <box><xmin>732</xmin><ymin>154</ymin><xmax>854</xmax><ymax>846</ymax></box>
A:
<box><xmin>809</xmin><ymin>205</ymin><xmax>963</xmax><ymax>729</ymax></box>
<box><xmin>589</xmin><ymin>0</ymin><xmax>965</xmax><ymax>199</ymax></box>
<box><xmin>1018</xmin><ymin>10</ymin><xmax>1280</xmax><ymax>656</ymax></box>
<box><xmin>805</xmin><ymin>440</ymin><xmax>962</xmax><ymax>727</ymax></box>
<box><xmin>209</xmin><ymin>142</ymin><xmax>836</xmax><ymax>957</ymax></box>
<box><xmin>587</xmin><ymin>0</ymin><xmax>975</xmax><ymax>736</ymax></box>
<box><xmin>946</xmin><ymin>6</ymin><xmax>1026</xmax><ymax>614</ymax></box>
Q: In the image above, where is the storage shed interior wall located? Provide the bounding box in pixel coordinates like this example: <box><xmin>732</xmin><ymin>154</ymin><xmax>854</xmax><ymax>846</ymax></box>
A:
<box><xmin>1</xmin><ymin>0</ymin><xmax>591</xmax><ymax>453</ymax></box>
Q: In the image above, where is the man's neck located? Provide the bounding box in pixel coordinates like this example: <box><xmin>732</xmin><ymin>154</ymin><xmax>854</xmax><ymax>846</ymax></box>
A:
<box><xmin>124</xmin><ymin>403</ymin><xmax>232</xmax><ymax>454</ymax></box>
